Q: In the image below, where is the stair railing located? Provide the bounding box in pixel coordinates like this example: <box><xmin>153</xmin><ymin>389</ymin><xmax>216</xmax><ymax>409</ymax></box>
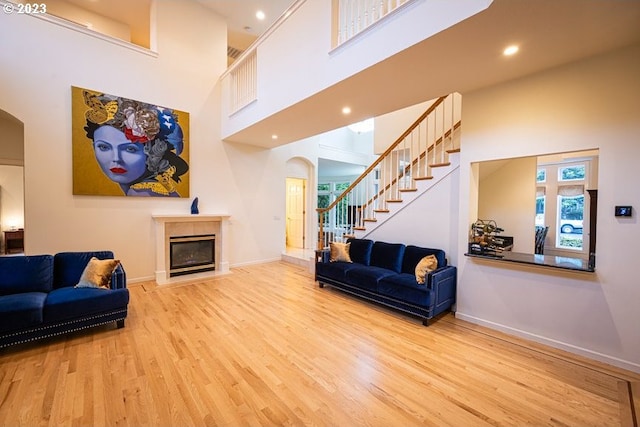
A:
<box><xmin>317</xmin><ymin>93</ymin><xmax>461</xmax><ymax>249</ymax></box>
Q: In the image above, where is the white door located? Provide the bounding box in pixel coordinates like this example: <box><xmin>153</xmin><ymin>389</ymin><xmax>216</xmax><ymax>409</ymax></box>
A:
<box><xmin>286</xmin><ymin>178</ymin><xmax>305</xmax><ymax>248</ymax></box>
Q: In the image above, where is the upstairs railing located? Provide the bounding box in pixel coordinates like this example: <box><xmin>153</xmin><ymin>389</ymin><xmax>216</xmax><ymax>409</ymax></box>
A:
<box><xmin>229</xmin><ymin>50</ymin><xmax>257</xmax><ymax>114</ymax></box>
<box><xmin>317</xmin><ymin>93</ymin><xmax>462</xmax><ymax>249</ymax></box>
<box><xmin>228</xmin><ymin>0</ymin><xmax>416</xmax><ymax>115</ymax></box>
<box><xmin>332</xmin><ymin>0</ymin><xmax>413</xmax><ymax>47</ymax></box>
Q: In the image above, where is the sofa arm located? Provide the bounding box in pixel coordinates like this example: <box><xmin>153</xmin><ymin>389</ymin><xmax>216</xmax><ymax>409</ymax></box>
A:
<box><xmin>111</xmin><ymin>263</ymin><xmax>127</xmax><ymax>290</ymax></box>
<box><xmin>315</xmin><ymin>249</ymin><xmax>330</xmax><ymax>264</ymax></box>
<box><xmin>426</xmin><ymin>265</ymin><xmax>457</xmax><ymax>314</ymax></box>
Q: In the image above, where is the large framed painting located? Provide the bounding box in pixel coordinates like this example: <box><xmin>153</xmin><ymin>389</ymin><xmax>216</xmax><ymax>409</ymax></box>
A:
<box><xmin>72</xmin><ymin>86</ymin><xmax>190</xmax><ymax>197</ymax></box>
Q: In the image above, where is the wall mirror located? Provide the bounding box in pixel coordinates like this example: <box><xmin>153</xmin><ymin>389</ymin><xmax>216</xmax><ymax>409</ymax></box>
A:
<box><xmin>473</xmin><ymin>149</ymin><xmax>599</xmax><ymax>266</ymax></box>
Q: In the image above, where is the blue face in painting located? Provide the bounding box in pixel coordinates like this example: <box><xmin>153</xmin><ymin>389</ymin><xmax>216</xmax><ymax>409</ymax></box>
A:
<box><xmin>93</xmin><ymin>125</ymin><xmax>147</xmax><ymax>184</ymax></box>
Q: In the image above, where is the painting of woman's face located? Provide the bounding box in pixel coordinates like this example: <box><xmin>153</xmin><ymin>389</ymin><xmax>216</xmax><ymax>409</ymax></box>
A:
<box><xmin>93</xmin><ymin>125</ymin><xmax>147</xmax><ymax>184</ymax></box>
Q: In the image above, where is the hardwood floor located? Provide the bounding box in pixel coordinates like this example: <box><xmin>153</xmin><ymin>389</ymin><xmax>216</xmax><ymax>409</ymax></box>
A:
<box><xmin>1</xmin><ymin>261</ymin><xmax>638</xmax><ymax>426</ymax></box>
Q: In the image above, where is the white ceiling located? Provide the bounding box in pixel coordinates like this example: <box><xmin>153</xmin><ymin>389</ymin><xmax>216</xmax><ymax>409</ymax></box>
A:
<box><xmin>52</xmin><ymin>0</ymin><xmax>292</xmax><ymax>52</ymax></box>
<box><xmin>225</xmin><ymin>0</ymin><xmax>640</xmax><ymax>147</ymax></box>
<box><xmin>196</xmin><ymin>0</ymin><xmax>293</xmax><ymax>50</ymax></box>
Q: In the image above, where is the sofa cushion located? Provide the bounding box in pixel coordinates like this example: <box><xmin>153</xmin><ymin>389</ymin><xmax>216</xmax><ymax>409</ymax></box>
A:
<box><xmin>346</xmin><ymin>239</ymin><xmax>373</xmax><ymax>266</ymax></box>
<box><xmin>329</xmin><ymin>242</ymin><xmax>352</xmax><ymax>263</ymax></box>
<box><xmin>0</xmin><ymin>292</ymin><xmax>48</xmax><ymax>333</ymax></box>
<box><xmin>415</xmin><ymin>255</ymin><xmax>438</xmax><ymax>284</ymax></box>
<box><xmin>43</xmin><ymin>287</ymin><xmax>130</xmax><ymax>323</ymax></box>
<box><xmin>370</xmin><ymin>242</ymin><xmax>405</xmax><ymax>273</ymax></box>
<box><xmin>0</xmin><ymin>255</ymin><xmax>54</xmax><ymax>295</ymax></box>
<box><xmin>345</xmin><ymin>265</ymin><xmax>397</xmax><ymax>291</ymax></box>
<box><xmin>316</xmin><ymin>261</ymin><xmax>359</xmax><ymax>282</ymax></box>
<box><xmin>53</xmin><ymin>251</ymin><xmax>115</xmax><ymax>289</ymax></box>
<box><xmin>402</xmin><ymin>246</ymin><xmax>447</xmax><ymax>275</ymax></box>
<box><xmin>75</xmin><ymin>257</ymin><xmax>121</xmax><ymax>289</ymax></box>
<box><xmin>378</xmin><ymin>273</ymin><xmax>434</xmax><ymax>307</ymax></box>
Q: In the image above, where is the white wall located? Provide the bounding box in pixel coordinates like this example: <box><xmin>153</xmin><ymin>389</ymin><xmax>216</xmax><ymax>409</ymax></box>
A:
<box><xmin>0</xmin><ymin>1</ymin><xmax>293</xmax><ymax>279</ymax></box>
<box><xmin>458</xmin><ymin>44</ymin><xmax>640</xmax><ymax>372</ymax></box>
<box><xmin>365</xmin><ymin>167</ymin><xmax>460</xmax><ymax>264</ymax></box>
<box><xmin>0</xmin><ymin>165</ymin><xmax>24</xmax><ymax>232</ymax></box>
<box><xmin>0</xmin><ymin>116</ymin><xmax>24</xmax><ymax>163</ymax></box>
<box><xmin>374</xmin><ymin>100</ymin><xmax>431</xmax><ymax>154</ymax></box>
<box><xmin>477</xmin><ymin>157</ymin><xmax>536</xmax><ymax>253</ymax></box>
<box><xmin>0</xmin><ymin>102</ymin><xmax>25</xmax><ymax>240</ymax></box>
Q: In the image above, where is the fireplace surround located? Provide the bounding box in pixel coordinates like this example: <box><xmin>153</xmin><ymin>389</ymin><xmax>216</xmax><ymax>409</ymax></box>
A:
<box><xmin>152</xmin><ymin>214</ymin><xmax>230</xmax><ymax>284</ymax></box>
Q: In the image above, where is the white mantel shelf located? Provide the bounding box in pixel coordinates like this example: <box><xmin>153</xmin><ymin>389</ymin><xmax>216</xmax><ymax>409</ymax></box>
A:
<box><xmin>152</xmin><ymin>214</ymin><xmax>231</xmax><ymax>285</ymax></box>
<box><xmin>152</xmin><ymin>214</ymin><xmax>230</xmax><ymax>222</ymax></box>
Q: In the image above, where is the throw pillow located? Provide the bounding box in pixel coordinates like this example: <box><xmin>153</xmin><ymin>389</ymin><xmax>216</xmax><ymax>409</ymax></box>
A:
<box><xmin>330</xmin><ymin>242</ymin><xmax>352</xmax><ymax>263</ymax></box>
<box><xmin>415</xmin><ymin>255</ymin><xmax>438</xmax><ymax>285</ymax></box>
<box><xmin>75</xmin><ymin>257</ymin><xmax>120</xmax><ymax>289</ymax></box>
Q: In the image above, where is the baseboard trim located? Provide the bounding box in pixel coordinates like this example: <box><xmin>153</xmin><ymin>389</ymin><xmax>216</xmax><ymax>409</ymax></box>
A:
<box><xmin>456</xmin><ymin>312</ymin><xmax>640</xmax><ymax>374</ymax></box>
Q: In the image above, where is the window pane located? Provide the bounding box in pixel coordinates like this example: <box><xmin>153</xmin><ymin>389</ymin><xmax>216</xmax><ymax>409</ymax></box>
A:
<box><xmin>317</xmin><ymin>194</ymin><xmax>330</xmax><ymax>209</ymax></box>
<box><xmin>537</xmin><ymin>169</ymin><xmax>546</xmax><ymax>182</ymax></box>
<box><xmin>535</xmin><ymin>196</ymin><xmax>545</xmax><ymax>226</ymax></box>
<box><xmin>559</xmin><ymin>165</ymin><xmax>585</xmax><ymax>181</ymax></box>
<box><xmin>318</xmin><ymin>183</ymin><xmax>330</xmax><ymax>191</ymax></box>
<box><xmin>557</xmin><ymin>195</ymin><xmax>584</xmax><ymax>250</ymax></box>
<box><xmin>335</xmin><ymin>182</ymin><xmax>350</xmax><ymax>192</ymax></box>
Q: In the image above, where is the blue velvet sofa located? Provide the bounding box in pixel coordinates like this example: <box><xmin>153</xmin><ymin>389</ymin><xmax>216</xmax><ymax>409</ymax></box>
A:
<box><xmin>315</xmin><ymin>239</ymin><xmax>456</xmax><ymax>325</ymax></box>
<box><xmin>0</xmin><ymin>251</ymin><xmax>129</xmax><ymax>348</ymax></box>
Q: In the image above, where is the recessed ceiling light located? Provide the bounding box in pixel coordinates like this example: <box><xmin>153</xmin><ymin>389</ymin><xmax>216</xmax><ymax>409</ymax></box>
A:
<box><xmin>256</xmin><ymin>10</ymin><xmax>265</xmax><ymax>20</ymax></box>
<box><xmin>503</xmin><ymin>45</ymin><xmax>519</xmax><ymax>56</ymax></box>
<box><xmin>271</xmin><ymin>134</ymin><xmax>278</xmax><ymax>140</ymax></box>
<box><xmin>342</xmin><ymin>106</ymin><xmax>351</xmax><ymax>115</ymax></box>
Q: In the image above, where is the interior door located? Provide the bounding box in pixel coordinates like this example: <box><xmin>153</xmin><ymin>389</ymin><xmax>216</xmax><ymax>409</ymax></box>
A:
<box><xmin>286</xmin><ymin>178</ymin><xmax>305</xmax><ymax>248</ymax></box>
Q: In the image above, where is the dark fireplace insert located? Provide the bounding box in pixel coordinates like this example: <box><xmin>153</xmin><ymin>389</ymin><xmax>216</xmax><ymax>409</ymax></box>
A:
<box><xmin>169</xmin><ymin>234</ymin><xmax>215</xmax><ymax>277</ymax></box>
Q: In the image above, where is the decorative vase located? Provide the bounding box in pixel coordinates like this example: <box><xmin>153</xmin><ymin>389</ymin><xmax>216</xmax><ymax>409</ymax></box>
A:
<box><xmin>190</xmin><ymin>197</ymin><xmax>199</xmax><ymax>214</ymax></box>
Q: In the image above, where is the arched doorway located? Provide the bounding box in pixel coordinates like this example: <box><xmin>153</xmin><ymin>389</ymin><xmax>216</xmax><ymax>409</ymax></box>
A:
<box><xmin>0</xmin><ymin>109</ymin><xmax>25</xmax><ymax>255</ymax></box>
<box><xmin>285</xmin><ymin>157</ymin><xmax>314</xmax><ymax>258</ymax></box>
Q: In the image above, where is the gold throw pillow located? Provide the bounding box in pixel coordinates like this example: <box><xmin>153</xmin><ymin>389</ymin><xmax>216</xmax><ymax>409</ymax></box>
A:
<box><xmin>329</xmin><ymin>242</ymin><xmax>352</xmax><ymax>263</ymax></box>
<box><xmin>415</xmin><ymin>255</ymin><xmax>438</xmax><ymax>285</ymax></box>
<box><xmin>75</xmin><ymin>257</ymin><xmax>120</xmax><ymax>289</ymax></box>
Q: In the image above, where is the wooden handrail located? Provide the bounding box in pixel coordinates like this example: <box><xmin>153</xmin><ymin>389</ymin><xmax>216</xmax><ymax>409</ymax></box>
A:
<box><xmin>316</xmin><ymin>95</ymin><xmax>447</xmax><ymax>216</ymax></box>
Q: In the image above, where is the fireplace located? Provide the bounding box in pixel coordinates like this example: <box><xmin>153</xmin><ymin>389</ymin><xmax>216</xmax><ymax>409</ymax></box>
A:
<box><xmin>152</xmin><ymin>214</ymin><xmax>230</xmax><ymax>285</ymax></box>
<box><xmin>169</xmin><ymin>234</ymin><xmax>215</xmax><ymax>277</ymax></box>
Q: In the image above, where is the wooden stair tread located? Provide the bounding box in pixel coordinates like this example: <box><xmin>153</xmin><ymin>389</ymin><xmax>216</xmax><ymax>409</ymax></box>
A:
<box><xmin>343</xmin><ymin>234</ymin><xmax>356</xmax><ymax>239</ymax></box>
<box><xmin>414</xmin><ymin>176</ymin><xmax>434</xmax><ymax>181</ymax></box>
<box><xmin>386</xmin><ymin>199</ymin><xmax>403</xmax><ymax>203</ymax></box>
<box><xmin>399</xmin><ymin>188</ymin><xmax>417</xmax><ymax>192</ymax></box>
<box><xmin>447</xmin><ymin>148</ymin><xmax>461</xmax><ymax>154</ymax></box>
<box><xmin>373</xmin><ymin>209</ymin><xmax>390</xmax><ymax>213</ymax></box>
<box><xmin>430</xmin><ymin>162</ymin><xmax>451</xmax><ymax>168</ymax></box>
<box><xmin>353</xmin><ymin>227</ymin><xmax>366</xmax><ymax>231</ymax></box>
<box><xmin>363</xmin><ymin>218</ymin><xmax>377</xmax><ymax>222</ymax></box>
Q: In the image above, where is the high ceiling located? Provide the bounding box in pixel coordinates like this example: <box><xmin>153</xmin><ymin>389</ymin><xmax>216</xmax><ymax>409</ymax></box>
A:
<box><xmin>224</xmin><ymin>0</ymin><xmax>640</xmax><ymax>147</ymax></box>
<box><xmin>50</xmin><ymin>0</ymin><xmax>292</xmax><ymax>54</ymax></box>
<box><xmin>36</xmin><ymin>0</ymin><xmax>640</xmax><ymax>149</ymax></box>
<box><xmin>197</xmin><ymin>0</ymin><xmax>294</xmax><ymax>52</ymax></box>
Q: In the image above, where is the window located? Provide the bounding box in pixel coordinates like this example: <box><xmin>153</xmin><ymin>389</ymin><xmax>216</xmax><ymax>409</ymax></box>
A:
<box><xmin>537</xmin><ymin>169</ymin><xmax>546</xmax><ymax>183</ymax></box>
<box><xmin>536</xmin><ymin>158</ymin><xmax>593</xmax><ymax>255</ymax></box>
<box><xmin>318</xmin><ymin>182</ymin><xmax>352</xmax><ymax>235</ymax></box>
<box><xmin>559</xmin><ymin>165</ymin><xmax>585</xmax><ymax>181</ymax></box>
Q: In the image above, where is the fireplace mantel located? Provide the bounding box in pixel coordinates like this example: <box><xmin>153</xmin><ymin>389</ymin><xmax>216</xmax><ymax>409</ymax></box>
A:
<box><xmin>152</xmin><ymin>214</ymin><xmax>230</xmax><ymax>284</ymax></box>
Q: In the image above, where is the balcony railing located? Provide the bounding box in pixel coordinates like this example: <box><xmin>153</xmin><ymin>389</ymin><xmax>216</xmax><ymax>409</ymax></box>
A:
<box><xmin>229</xmin><ymin>50</ymin><xmax>257</xmax><ymax>114</ymax></box>
<box><xmin>333</xmin><ymin>0</ymin><xmax>412</xmax><ymax>47</ymax></box>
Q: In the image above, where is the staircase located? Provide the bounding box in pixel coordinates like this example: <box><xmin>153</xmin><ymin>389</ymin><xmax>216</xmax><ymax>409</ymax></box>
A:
<box><xmin>317</xmin><ymin>93</ymin><xmax>462</xmax><ymax>249</ymax></box>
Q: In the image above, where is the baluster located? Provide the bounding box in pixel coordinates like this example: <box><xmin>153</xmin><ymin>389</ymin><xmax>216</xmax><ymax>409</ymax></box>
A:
<box><xmin>442</xmin><ymin>98</ymin><xmax>446</xmax><ymax>164</ymax></box>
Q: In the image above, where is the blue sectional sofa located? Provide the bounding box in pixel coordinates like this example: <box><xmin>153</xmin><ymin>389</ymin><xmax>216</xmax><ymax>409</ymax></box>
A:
<box><xmin>315</xmin><ymin>238</ymin><xmax>456</xmax><ymax>325</ymax></box>
<box><xmin>0</xmin><ymin>251</ymin><xmax>129</xmax><ymax>348</ymax></box>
